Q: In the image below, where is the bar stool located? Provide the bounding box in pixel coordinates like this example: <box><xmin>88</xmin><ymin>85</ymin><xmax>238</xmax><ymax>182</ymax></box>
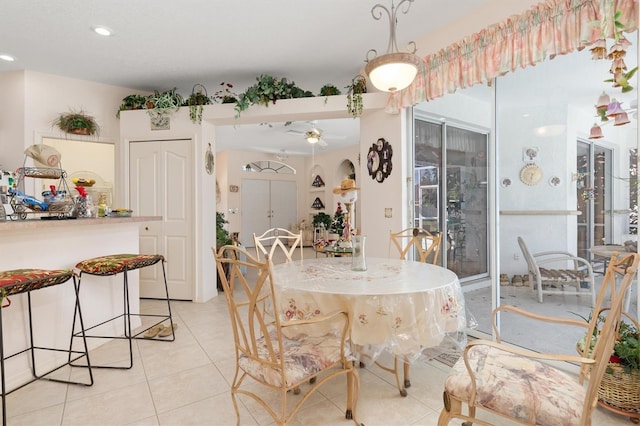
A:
<box><xmin>71</xmin><ymin>254</ymin><xmax>174</xmax><ymax>370</ymax></box>
<box><xmin>0</xmin><ymin>268</ymin><xmax>93</xmax><ymax>426</ymax></box>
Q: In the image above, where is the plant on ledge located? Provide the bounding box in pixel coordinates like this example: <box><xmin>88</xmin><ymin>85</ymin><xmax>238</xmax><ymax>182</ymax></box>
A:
<box><xmin>213</xmin><ymin>82</ymin><xmax>238</xmax><ymax>104</ymax></box>
<box><xmin>346</xmin><ymin>75</ymin><xmax>367</xmax><ymax>118</ymax></box>
<box><xmin>116</xmin><ymin>94</ymin><xmax>148</xmax><ymax>118</ymax></box>
<box><xmin>234</xmin><ymin>74</ymin><xmax>313</xmax><ymax>117</ymax></box>
<box><xmin>185</xmin><ymin>84</ymin><xmax>212</xmax><ymax>124</ymax></box>
<box><xmin>53</xmin><ymin>110</ymin><xmax>99</xmax><ymax>136</ymax></box>
<box><xmin>145</xmin><ymin>88</ymin><xmax>184</xmax><ymax>119</ymax></box>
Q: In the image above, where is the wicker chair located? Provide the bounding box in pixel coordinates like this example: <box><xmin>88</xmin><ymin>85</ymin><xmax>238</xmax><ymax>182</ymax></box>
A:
<box><xmin>518</xmin><ymin>236</ymin><xmax>596</xmax><ymax>305</ymax></box>
<box><xmin>253</xmin><ymin>228</ymin><xmax>303</xmax><ymax>263</ymax></box>
<box><xmin>213</xmin><ymin>245</ymin><xmax>361</xmax><ymax>426</ymax></box>
<box><xmin>438</xmin><ymin>252</ymin><xmax>640</xmax><ymax>426</ymax></box>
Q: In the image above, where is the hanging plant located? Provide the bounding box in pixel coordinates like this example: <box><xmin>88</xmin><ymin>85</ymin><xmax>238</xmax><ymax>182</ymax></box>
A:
<box><xmin>234</xmin><ymin>74</ymin><xmax>313</xmax><ymax>118</ymax></box>
<box><xmin>186</xmin><ymin>84</ymin><xmax>212</xmax><ymax>124</ymax></box>
<box><xmin>53</xmin><ymin>109</ymin><xmax>100</xmax><ymax>136</ymax></box>
<box><xmin>346</xmin><ymin>75</ymin><xmax>367</xmax><ymax>118</ymax></box>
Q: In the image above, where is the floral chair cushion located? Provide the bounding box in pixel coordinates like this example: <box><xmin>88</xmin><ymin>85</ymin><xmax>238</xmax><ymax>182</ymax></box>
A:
<box><xmin>76</xmin><ymin>254</ymin><xmax>164</xmax><ymax>276</ymax></box>
<box><xmin>238</xmin><ymin>329</ymin><xmax>348</xmax><ymax>388</ymax></box>
<box><xmin>0</xmin><ymin>269</ymin><xmax>74</xmax><ymax>296</ymax></box>
<box><xmin>445</xmin><ymin>344</ymin><xmax>585</xmax><ymax>425</ymax></box>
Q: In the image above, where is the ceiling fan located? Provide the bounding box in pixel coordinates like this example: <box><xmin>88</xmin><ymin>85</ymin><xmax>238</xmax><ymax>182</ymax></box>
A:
<box><xmin>285</xmin><ymin>120</ymin><xmax>346</xmax><ymax>148</ymax></box>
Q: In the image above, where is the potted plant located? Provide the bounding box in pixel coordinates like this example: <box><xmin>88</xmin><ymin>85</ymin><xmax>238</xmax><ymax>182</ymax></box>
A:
<box><xmin>577</xmin><ymin>312</ymin><xmax>640</xmax><ymax>412</ymax></box>
<box><xmin>53</xmin><ymin>110</ymin><xmax>99</xmax><ymax>136</ymax></box>
<box><xmin>185</xmin><ymin>84</ymin><xmax>212</xmax><ymax>124</ymax></box>
<box><xmin>216</xmin><ymin>211</ymin><xmax>233</xmax><ymax>248</ymax></box>
<box><xmin>312</xmin><ymin>211</ymin><xmax>331</xmax><ymax>231</ymax></box>
<box><xmin>145</xmin><ymin>88</ymin><xmax>184</xmax><ymax>118</ymax></box>
<box><xmin>116</xmin><ymin>94</ymin><xmax>148</xmax><ymax>118</ymax></box>
<box><xmin>345</xmin><ymin>75</ymin><xmax>367</xmax><ymax>118</ymax></box>
<box><xmin>212</xmin><ymin>82</ymin><xmax>238</xmax><ymax>104</ymax></box>
<box><xmin>319</xmin><ymin>84</ymin><xmax>341</xmax><ymax>97</ymax></box>
<box><xmin>234</xmin><ymin>74</ymin><xmax>313</xmax><ymax>117</ymax></box>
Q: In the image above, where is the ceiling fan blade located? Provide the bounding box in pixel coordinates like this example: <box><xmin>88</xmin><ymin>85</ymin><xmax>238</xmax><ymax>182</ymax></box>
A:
<box><xmin>318</xmin><ymin>138</ymin><xmax>328</xmax><ymax>147</ymax></box>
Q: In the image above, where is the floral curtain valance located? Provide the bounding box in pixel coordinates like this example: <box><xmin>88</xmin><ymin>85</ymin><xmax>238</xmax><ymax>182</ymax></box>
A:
<box><xmin>386</xmin><ymin>0</ymin><xmax>638</xmax><ymax>113</ymax></box>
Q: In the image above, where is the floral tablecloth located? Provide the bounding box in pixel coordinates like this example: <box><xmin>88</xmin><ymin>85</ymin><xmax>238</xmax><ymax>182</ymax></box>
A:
<box><xmin>271</xmin><ymin>257</ymin><xmax>468</xmax><ymax>362</ymax></box>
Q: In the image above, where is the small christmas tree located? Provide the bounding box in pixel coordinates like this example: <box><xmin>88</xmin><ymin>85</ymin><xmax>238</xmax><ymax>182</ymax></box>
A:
<box><xmin>330</xmin><ymin>202</ymin><xmax>346</xmax><ymax>235</ymax></box>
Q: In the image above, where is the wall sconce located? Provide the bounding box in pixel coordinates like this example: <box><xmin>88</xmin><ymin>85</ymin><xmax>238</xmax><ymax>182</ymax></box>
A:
<box><xmin>364</xmin><ymin>0</ymin><xmax>422</xmax><ymax>92</ymax></box>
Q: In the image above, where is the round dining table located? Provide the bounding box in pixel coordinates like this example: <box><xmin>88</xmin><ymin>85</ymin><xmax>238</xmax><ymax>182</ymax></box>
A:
<box><xmin>271</xmin><ymin>257</ymin><xmax>468</xmax><ymax>363</ymax></box>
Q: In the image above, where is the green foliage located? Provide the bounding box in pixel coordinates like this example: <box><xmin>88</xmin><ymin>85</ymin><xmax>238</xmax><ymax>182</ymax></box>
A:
<box><xmin>54</xmin><ymin>110</ymin><xmax>99</xmax><ymax>135</ymax></box>
<box><xmin>330</xmin><ymin>202</ymin><xmax>346</xmax><ymax>235</ymax></box>
<box><xmin>146</xmin><ymin>88</ymin><xmax>184</xmax><ymax>117</ymax></box>
<box><xmin>213</xmin><ymin>82</ymin><xmax>238</xmax><ymax>104</ymax></box>
<box><xmin>312</xmin><ymin>212</ymin><xmax>332</xmax><ymax>230</ymax></box>
<box><xmin>319</xmin><ymin>84</ymin><xmax>341</xmax><ymax>96</ymax></box>
<box><xmin>216</xmin><ymin>212</ymin><xmax>232</xmax><ymax>248</ymax></box>
<box><xmin>614</xmin><ymin>320</ymin><xmax>640</xmax><ymax>372</ymax></box>
<box><xmin>185</xmin><ymin>84</ymin><xmax>212</xmax><ymax>124</ymax></box>
<box><xmin>234</xmin><ymin>74</ymin><xmax>313</xmax><ymax>117</ymax></box>
<box><xmin>346</xmin><ymin>75</ymin><xmax>367</xmax><ymax>118</ymax></box>
<box><xmin>116</xmin><ymin>94</ymin><xmax>148</xmax><ymax>118</ymax></box>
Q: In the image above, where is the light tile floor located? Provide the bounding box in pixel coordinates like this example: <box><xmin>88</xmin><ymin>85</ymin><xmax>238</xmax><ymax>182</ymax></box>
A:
<box><xmin>2</xmin><ymin>252</ymin><xmax>635</xmax><ymax>425</ymax></box>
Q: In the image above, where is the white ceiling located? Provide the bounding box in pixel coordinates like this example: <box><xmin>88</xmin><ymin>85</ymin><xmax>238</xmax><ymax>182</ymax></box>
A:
<box><xmin>0</xmin><ymin>0</ymin><xmax>498</xmax><ymax>155</ymax></box>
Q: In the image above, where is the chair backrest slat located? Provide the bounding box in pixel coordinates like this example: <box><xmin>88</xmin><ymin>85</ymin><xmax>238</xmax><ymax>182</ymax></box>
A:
<box><xmin>214</xmin><ymin>245</ymin><xmax>286</xmax><ymax>374</ymax></box>
<box><xmin>254</xmin><ymin>228</ymin><xmax>303</xmax><ymax>263</ymax></box>
<box><xmin>389</xmin><ymin>227</ymin><xmax>441</xmax><ymax>264</ymax></box>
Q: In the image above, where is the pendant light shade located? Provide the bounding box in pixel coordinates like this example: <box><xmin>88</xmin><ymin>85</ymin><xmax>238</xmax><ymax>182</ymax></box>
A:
<box><xmin>596</xmin><ymin>91</ymin><xmax>610</xmax><ymax>108</ymax></box>
<box><xmin>365</xmin><ymin>52</ymin><xmax>420</xmax><ymax>92</ymax></box>
<box><xmin>589</xmin><ymin>124</ymin><xmax>604</xmax><ymax>139</ymax></box>
<box><xmin>614</xmin><ymin>111</ymin><xmax>631</xmax><ymax>126</ymax></box>
<box><xmin>606</xmin><ymin>99</ymin><xmax>625</xmax><ymax>117</ymax></box>
<box><xmin>364</xmin><ymin>0</ymin><xmax>421</xmax><ymax>93</ymax></box>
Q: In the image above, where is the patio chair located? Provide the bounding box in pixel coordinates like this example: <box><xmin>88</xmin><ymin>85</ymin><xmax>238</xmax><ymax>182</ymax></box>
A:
<box><xmin>213</xmin><ymin>245</ymin><xmax>361</xmax><ymax>426</ymax></box>
<box><xmin>379</xmin><ymin>227</ymin><xmax>441</xmax><ymax>397</ymax></box>
<box><xmin>438</xmin><ymin>252</ymin><xmax>640</xmax><ymax>426</ymax></box>
<box><xmin>254</xmin><ymin>227</ymin><xmax>303</xmax><ymax>263</ymax></box>
<box><xmin>517</xmin><ymin>236</ymin><xmax>596</xmax><ymax>305</ymax></box>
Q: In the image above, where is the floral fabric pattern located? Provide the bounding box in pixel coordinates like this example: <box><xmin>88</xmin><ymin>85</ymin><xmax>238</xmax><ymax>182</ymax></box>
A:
<box><xmin>238</xmin><ymin>329</ymin><xmax>347</xmax><ymax>388</ymax></box>
<box><xmin>0</xmin><ymin>269</ymin><xmax>74</xmax><ymax>296</ymax></box>
<box><xmin>386</xmin><ymin>0</ymin><xmax>638</xmax><ymax>113</ymax></box>
<box><xmin>76</xmin><ymin>254</ymin><xmax>164</xmax><ymax>276</ymax></box>
<box><xmin>445</xmin><ymin>344</ymin><xmax>585</xmax><ymax>425</ymax></box>
<box><xmin>273</xmin><ymin>258</ymin><xmax>468</xmax><ymax>363</ymax></box>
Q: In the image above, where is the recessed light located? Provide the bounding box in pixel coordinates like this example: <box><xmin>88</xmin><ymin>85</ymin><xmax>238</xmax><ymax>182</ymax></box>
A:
<box><xmin>92</xmin><ymin>26</ymin><xmax>113</xmax><ymax>37</ymax></box>
<box><xmin>0</xmin><ymin>54</ymin><xmax>15</xmax><ymax>62</ymax></box>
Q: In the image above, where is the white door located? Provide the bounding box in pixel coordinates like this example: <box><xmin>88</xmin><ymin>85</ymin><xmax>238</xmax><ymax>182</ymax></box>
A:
<box><xmin>241</xmin><ymin>179</ymin><xmax>297</xmax><ymax>247</ymax></box>
<box><xmin>130</xmin><ymin>140</ymin><xmax>193</xmax><ymax>300</ymax></box>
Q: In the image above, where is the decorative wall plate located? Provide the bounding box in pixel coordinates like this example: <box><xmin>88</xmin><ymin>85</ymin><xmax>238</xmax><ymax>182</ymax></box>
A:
<box><xmin>367</xmin><ymin>137</ymin><xmax>393</xmax><ymax>183</ymax></box>
<box><xmin>205</xmin><ymin>143</ymin><xmax>214</xmax><ymax>175</ymax></box>
<box><xmin>519</xmin><ymin>163</ymin><xmax>543</xmax><ymax>186</ymax></box>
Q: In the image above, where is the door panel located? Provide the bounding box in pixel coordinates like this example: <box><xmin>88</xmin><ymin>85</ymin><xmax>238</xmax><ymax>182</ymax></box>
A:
<box><xmin>130</xmin><ymin>140</ymin><xmax>193</xmax><ymax>300</ymax></box>
<box><xmin>241</xmin><ymin>180</ymin><xmax>271</xmax><ymax>247</ymax></box>
<box><xmin>240</xmin><ymin>179</ymin><xmax>297</xmax><ymax>247</ymax></box>
<box><xmin>271</xmin><ymin>180</ymin><xmax>298</xmax><ymax>230</ymax></box>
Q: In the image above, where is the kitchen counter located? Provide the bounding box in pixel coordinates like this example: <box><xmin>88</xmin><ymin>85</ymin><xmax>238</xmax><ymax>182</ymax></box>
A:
<box><xmin>0</xmin><ymin>215</ymin><xmax>161</xmax><ymax>389</ymax></box>
<box><xmin>0</xmin><ymin>215</ymin><xmax>160</xmax><ymax>232</ymax></box>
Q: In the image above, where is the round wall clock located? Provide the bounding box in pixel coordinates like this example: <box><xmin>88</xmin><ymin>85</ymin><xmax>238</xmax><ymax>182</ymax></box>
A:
<box><xmin>205</xmin><ymin>143</ymin><xmax>214</xmax><ymax>175</ymax></box>
<box><xmin>367</xmin><ymin>137</ymin><xmax>393</xmax><ymax>183</ymax></box>
<box><xmin>519</xmin><ymin>163</ymin><xmax>543</xmax><ymax>186</ymax></box>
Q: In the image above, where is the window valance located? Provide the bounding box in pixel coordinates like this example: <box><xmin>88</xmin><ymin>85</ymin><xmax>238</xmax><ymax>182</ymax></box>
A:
<box><xmin>386</xmin><ymin>0</ymin><xmax>638</xmax><ymax>113</ymax></box>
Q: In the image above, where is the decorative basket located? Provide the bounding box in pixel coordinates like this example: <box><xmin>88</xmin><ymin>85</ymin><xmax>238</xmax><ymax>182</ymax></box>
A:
<box><xmin>598</xmin><ymin>363</ymin><xmax>640</xmax><ymax>412</ymax></box>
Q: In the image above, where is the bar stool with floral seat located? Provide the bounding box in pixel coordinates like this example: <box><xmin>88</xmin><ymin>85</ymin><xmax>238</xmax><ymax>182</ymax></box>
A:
<box><xmin>71</xmin><ymin>253</ymin><xmax>175</xmax><ymax>370</ymax></box>
<box><xmin>0</xmin><ymin>268</ymin><xmax>93</xmax><ymax>426</ymax></box>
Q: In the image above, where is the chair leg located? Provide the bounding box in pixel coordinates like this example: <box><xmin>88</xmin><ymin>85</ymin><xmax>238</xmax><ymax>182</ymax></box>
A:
<box><xmin>403</xmin><ymin>360</ymin><xmax>411</xmax><ymax>388</ymax></box>
<box><xmin>0</xmin><ymin>307</ymin><xmax>6</xmax><ymax>426</ymax></box>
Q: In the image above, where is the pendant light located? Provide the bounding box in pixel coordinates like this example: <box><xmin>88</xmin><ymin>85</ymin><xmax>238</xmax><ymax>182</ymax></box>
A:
<box><xmin>364</xmin><ymin>0</ymin><xmax>422</xmax><ymax>92</ymax></box>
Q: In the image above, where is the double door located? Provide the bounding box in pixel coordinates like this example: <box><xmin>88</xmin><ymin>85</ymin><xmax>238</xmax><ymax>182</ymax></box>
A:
<box><xmin>241</xmin><ymin>179</ymin><xmax>297</xmax><ymax>247</ymax></box>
